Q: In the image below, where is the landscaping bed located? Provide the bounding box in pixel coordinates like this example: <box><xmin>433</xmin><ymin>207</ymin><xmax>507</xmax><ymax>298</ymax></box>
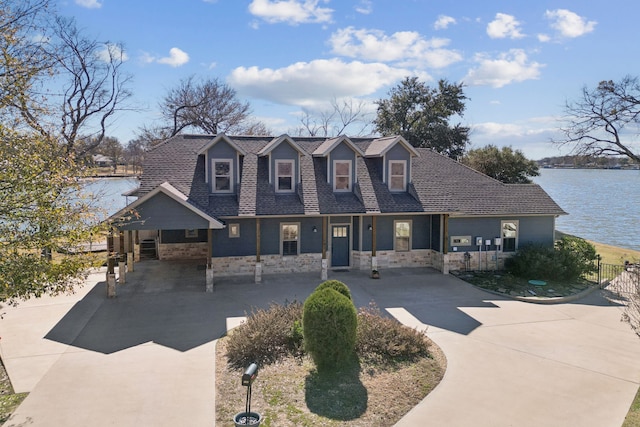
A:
<box><xmin>451</xmin><ymin>270</ymin><xmax>596</xmax><ymax>299</ymax></box>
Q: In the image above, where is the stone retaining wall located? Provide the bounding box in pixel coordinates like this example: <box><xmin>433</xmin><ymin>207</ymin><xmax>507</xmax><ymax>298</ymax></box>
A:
<box><xmin>158</xmin><ymin>242</ymin><xmax>208</xmax><ymax>260</ymax></box>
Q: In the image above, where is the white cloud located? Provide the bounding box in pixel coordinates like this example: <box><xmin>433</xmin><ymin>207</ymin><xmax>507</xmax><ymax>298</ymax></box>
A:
<box><xmin>75</xmin><ymin>0</ymin><xmax>102</xmax><ymax>8</ymax></box>
<box><xmin>228</xmin><ymin>58</ymin><xmax>410</xmax><ymax>107</ymax></box>
<box><xmin>545</xmin><ymin>9</ymin><xmax>596</xmax><ymax>38</ymax></box>
<box><xmin>97</xmin><ymin>43</ymin><xmax>128</xmax><ymax>62</ymax></box>
<box><xmin>329</xmin><ymin>27</ymin><xmax>462</xmax><ymax>69</ymax></box>
<box><xmin>355</xmin><ymin>0</ymin><xmax>372</xmax><ymax>15</ymax></box>
<box><xmin>537</xmin><ymin>33</ymin><xmax>551</xmax><ymax>43</ymax></box>
<box><xmin>434</xmin><ymin>15</ymin><xmax>456</xmax><ymax>30</ymax></box>
<box><xmin>141</xmin><ymin>48</ymin><xmax>190</xmax><ymax>67</ymax></box>
<box><xmin>248</xmin><ymin>0</ymin><xmax>333</xmax><ymax>25</ymax></box>
<box><xmin>157</xmin><ymin>48</ymin><xmax>189</xmax><ymax>67</ymax></box>
<box><xmin>464</xmin><ymin>49</ymin><xmax>544</xmax><ymax>88</ymax></box>
<box><xmin>486</xmin><ymin>13</ymin><xmax>525</xmax><ymax>39</ymax></box>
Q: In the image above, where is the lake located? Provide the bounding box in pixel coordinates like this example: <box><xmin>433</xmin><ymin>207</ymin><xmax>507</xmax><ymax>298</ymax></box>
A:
<box><xmin>533</xmin><ymin>168</ymin><xmax>640</xmax><ymax>251</ymax></box>
<box><xmin>92</xmin><ymin>169</ymin><xmax>640</xmax><ymax>251</ymax></box>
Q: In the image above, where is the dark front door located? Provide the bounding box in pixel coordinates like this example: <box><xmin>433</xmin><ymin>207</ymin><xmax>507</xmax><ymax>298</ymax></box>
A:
<box><xmin>331</xmin><ymin>225</ymin><xmax>350</xmax><ymax>267</ymax></box>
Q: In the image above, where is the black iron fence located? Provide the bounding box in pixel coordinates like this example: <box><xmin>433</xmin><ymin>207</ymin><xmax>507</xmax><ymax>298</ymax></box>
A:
<box><xmin>584</xmin><ymin>259</ymin><xmax>639</xmax><ymax>297</ymax></box>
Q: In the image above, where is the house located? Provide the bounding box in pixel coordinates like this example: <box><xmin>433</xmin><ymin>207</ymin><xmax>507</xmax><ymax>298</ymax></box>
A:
<box><xmin>109</xmin><ymin>133</ymin><xmax>566</xmax><ymax>290</ymax></box>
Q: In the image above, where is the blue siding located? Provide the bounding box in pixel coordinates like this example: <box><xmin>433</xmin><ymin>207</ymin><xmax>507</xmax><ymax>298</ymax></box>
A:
<box><xmin>366</xmin><ymin>215</ymin><xmax>432</xmax><ymax>251</ymax></box>
<box><xmin>212</xmin><ymin>218</ymin><xmax>257</xmax><ymax>257</ymax></box>
<box><xmin>162</xmin><ymin>229</ymin><xmax>207</xmax><ymax>243</ymax></box>
<box><xmin>207</xmin><ymin>140</ymin><xmax>239</xmax><ymax>193</ymax></box>
<box><xmin>385</xmin><ymin>143</ymin><xmax>412</xmax><ymax>186</ymax></box>
<box><xmin>118</xmin><ymin>192</ymin><xmax>210</xmax><ymax>230</ymax></box>
<box><xmin>328</xmin><ymin>141</ymin><xmax>356</xmax><ymax>190</ymax></box>
<box><xmin>352</xmin><ymin>216</ymin><xmax>360</xmax><ymax>250</ymax></box>
<box><xmin>448</xmin><ymin>216</ymin><xmax>555</xmax><ymax>252</ymax></box>
<box><xmin>270</xmin><ymin>143</ymin><xmax>299</xmax><ymax>190</ymax></box>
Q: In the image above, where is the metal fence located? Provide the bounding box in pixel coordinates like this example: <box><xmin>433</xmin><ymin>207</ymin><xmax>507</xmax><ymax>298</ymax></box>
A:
<box><xmin>585</xmin><ymin>261</ymin><xmax>639</xmax><ymax>298</ymax></box>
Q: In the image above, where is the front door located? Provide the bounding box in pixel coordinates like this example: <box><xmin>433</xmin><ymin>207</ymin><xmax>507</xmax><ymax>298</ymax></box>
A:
<box><xmin>331</xmin><ymin>225</ymin><xmax>350</xmax><ymax>267</ymax></box>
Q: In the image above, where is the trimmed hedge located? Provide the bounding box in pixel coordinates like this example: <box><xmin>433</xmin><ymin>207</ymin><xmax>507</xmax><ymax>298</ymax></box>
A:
<box><xmin>303</xmin><ymin>286</ymin><xmax>357</xmax><ymax>371</ymax></box>
<box><xmin>315</xmin><ymin>279</ymin><xmax>353</xmax><ymax>300</ymax></box>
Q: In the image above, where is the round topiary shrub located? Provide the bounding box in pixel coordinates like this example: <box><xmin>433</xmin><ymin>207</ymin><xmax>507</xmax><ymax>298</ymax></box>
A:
<box><xmin>315</xmin><ymin>279</ymin><xmax>352</xmax><ymax>300</ymax></box>
<box><xmin>303</xmin><ymin>287</ymin><xmax>357</xmax><ymax>371</ymax></box>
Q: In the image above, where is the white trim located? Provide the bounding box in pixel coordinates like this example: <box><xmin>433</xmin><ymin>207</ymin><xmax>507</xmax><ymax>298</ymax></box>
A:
<box><xmin>275</xmin><ymin>159</ymin><xmax>295</xmax><ymax>193</ymax></box>
<box><xmin>109</xmin><ymin>182</ymin><xmax>224</xmax><ymax>229</ymax></box>
<box><xmin>212</xmin><ymin>158</ymin><xmax>233</xmax><ymax>193</ymax></box>
<box><xmin>394</xmin><ymin>219</ymin><xmax>412</xmax><ymax>252</ymax></box>
<box><xmin>500</xmin><ymin>220</ymin><xmax>519</xmax><ymax>252</ymax></box>
<box><xmin>389</xmin><ymin>160</ymin><xmax>407</xmax><ymax>191</ymax></box>
<box><xmin>280</xmin><ymin>222</ymin><xmax>300</xmax><ymax>256</ymax></box>
<box><xmin>333</xmin><ymin>159</ymin><xmax>352</xmax><ymax>192</ymax></box>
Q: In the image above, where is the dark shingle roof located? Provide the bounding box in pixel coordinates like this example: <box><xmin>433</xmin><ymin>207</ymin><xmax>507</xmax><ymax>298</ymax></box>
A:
<box><xmin>136</xmin><ymin>134</ymin><xmax>566</xmax><ymax>220</ymax></box>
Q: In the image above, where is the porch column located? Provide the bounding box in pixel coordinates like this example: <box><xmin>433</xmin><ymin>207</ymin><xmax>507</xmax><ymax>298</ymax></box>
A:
<box><xmin>321</xmin><ymin>217</ymin><xmax>328</xmax><ymax>280</ymax></box>
<box><xmin>126</xmin><ymin>230</ymin><xmax>134</xmax><ymax>272</ymax></box>
<box><xmin>206</xmin><ymin>228</ymin><xmax>214</xmax><ymax>292</ymax></box>
<box><xmin>106</xmin><ymin>232</ymin><xmax>116</xmax><ymax>297</ymax></box>
<box><xmin>371</xmin><ymin>216</ymin><xmax>378</xmax><ymax>272</ymax></box>
<box><xmin>442</xmin><ymin>214</ymin><xmax>450</xmax><ymax>274</ymax></box>
<box><xmin>255</xmin><ymin>218</ymin><xmax>262</xmax><ymax>284</ymax></box>
<box><xmin>118</xmin><ymin>230</ymin><xmax>126</xmax><ymax>284</ymax></box>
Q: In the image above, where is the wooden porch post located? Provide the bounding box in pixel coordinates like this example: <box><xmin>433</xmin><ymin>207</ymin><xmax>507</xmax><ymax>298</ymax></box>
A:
<box><xmin>206</xmin><ymin>228</ymin><xmax>214</xmax><ymax>292</ymax></box>
<box><xmin>371</xmin><ymin>216</ymin><xmax>378</xmax><ymax>272</ymax></box>
<box><xmin>118</xmin><ymin>230</ymin><xmax>126</xmax><ymax>284</ymax></box>
<box><xmin>255</xmin><ymin>218</ymin><xmax>262</xmax><ymax>284</ymax></box>
<box><xmin>321</xmin><ymin>216</ymin><xmax>328</xmax><ymax>280</ymax></box>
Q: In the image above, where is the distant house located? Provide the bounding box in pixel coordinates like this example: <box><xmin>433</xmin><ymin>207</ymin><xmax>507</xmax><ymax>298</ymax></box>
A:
<box><xmin>92</xmin><ymin>154</ymin><xmax>113</xmax><ymax>168</ymax></box>
<box><xmin>109</xmin><ymin>134</ymin><xmax>566</xmax><ymax>288</ymax></box>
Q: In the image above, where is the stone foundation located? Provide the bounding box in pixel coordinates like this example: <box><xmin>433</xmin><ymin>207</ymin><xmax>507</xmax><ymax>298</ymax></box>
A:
<box><xmin>158</xmin><ymin>242</ymin><xmax>208</xmax><ymax>260</ymax></box>
<box><xmin>352</xmin><ymin>249</ymin><xmax>434</xmax><ymax>270</ymax></box>
<box><xmin>447</xmin><ymin>250</ymin><xmax>510</xmax><ymax>272</ymax></box>
<box><xmin>212</xmin><ymin>253</ymin><xmax>323</xmax><ymax>277</ymax></box>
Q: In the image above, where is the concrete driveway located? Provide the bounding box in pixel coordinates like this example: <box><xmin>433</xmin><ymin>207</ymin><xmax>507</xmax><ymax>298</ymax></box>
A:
<box><xmin>1</xmin><ymin>262</ymin><xmax>639</xmax><ymax>426</ymax></box>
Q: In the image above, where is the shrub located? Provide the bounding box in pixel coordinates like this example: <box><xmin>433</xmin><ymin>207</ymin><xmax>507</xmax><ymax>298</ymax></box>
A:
<box><xmin>505</xmin><ymin>236</ymin><xmax>598</xmax><ymax>281</ymax></box>
<box><xmin>356</xmin><ymin>303</ymin><xmax>430</xmax><ymax>364</ymax></box>
<box><xmin>225</xmin><ymin>301</ymin><xmax>303</xmax><ymax>369</ymax></box>
<box><xmin>315</xmin><ymin>279</ymin><xmax>352</xmax><ymax>300</ymax></box>
<box><xmin>303</xmin><ymin>287</ymin><xmax>357</xmax><ymax>371</ymax></box>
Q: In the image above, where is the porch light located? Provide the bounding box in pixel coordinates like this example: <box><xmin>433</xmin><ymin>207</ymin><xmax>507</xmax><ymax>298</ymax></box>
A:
<box><xmin>312</xmin><ymin>226</ymin><xmax>317</xmax><ymax>233</ymax></box>
<box><xmin>368</xmin><ymin>224</ymin><xmax>372</xmax><ymax>231</ymax></box>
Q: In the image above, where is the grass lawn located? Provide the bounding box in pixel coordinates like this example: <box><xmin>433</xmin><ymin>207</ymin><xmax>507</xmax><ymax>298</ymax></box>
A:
<box><xmin>0</xmin><ymin>360</ymin><xmax>26</xmax><ymax>424</ymax></box>
<box><xmin>624</xmin><ymin>386</ymin><xmax>640</xmax><ymax>427</ymax></box>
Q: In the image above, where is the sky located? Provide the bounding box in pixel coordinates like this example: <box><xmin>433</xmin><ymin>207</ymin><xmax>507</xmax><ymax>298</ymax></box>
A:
<box><xmin>58</xmin><ymin>0</ymin><xmax>640</xmax><ymax>160</ymax></box>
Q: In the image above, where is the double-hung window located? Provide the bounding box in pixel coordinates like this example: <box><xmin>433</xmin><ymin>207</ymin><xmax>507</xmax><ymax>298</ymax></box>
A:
<box><xmin>501</xmin><ymin>220</ymin><xmax>518</xmax><ymax>252</ymax></box>
<box><xmin>281</xmin><ymin>223</ymin><xmax>299</xmax><ymax>256</ymax></box>
<box><xmin>213</xmin><ymin>159</ymin><xmax>233</xmax><ymax>192</ymax></box>
<box><xmin>333</xmin><ymin>160</ymin><xmax>351</xmax><ymax>191</ymax></box>
<box><xmin>394</xmin><ymin>220</ymin><xmax>411</xmax><ymax>252</ymax></box>
<box><xmin>276</xmin><ymin>160</ymin><xmax>294</xmax><ymax>193</ymax></box>
<box><xmin>389</xmin><ymin>160</ymin><xmax>407</xmax><ymax>191</ymax></box>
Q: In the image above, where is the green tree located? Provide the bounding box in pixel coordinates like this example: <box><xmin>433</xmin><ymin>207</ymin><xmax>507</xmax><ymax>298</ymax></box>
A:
<box><xmin>462</xmin><ymin>145</ymin><xmax>540</xmax><ymax>184</ymax></box>
<box><xmin>374</xmin><ymin>77</ymin><xmax>470</xmax><ymax>158</ymax></box>
<box><xmin>0</xmin><ymin>127</ymin><xmax>103</xmax><ymax>304</ymax></box>
<box><xmin>555</xmin><ymin>76</ymin><xmax>640</xmax><ymax>163</ymax></box>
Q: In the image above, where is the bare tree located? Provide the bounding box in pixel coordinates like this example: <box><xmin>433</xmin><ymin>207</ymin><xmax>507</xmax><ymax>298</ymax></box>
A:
<box><xmin>8</xmin><ymin>15</ymin><xmax>132</xmax><ymax>156</ymax></box>
<box><xmin>293</xmin><ymin>98</ymin><xmax>373</xmax><ymax>137</ymax></box>
<box><xmin>159</xmin><ymin>76</ymin><xmax>252</xmax><ymax>136</ymax></box>
<box><xmin>555</xmin><ymin>76</ymin><xmax>640</xmax><ymax>163</ymax></box>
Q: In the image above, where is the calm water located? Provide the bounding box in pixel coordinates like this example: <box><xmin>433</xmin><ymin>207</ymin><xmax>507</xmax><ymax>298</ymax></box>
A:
<box><xmin>91</xmin><ymin>171</ymin><xmax>640</xmax><ymax>251</ymax></box>
<box><xmin>533</xmin><ymin>168</ymin><xmax>640</xmax><ymax>251</ymax></box>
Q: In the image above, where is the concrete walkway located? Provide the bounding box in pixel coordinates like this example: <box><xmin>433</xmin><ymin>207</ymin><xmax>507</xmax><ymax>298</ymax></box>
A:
<box><xmin>1</xmin><ymin>262</ymin><xmax>639</xmax><ymax>426</ymax></box>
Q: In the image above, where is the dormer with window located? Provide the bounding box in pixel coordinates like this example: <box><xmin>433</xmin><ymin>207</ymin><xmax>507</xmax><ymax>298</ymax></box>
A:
<box><xmin>313</xmin><ymin>136</ymin><xmax>364</xmax><ymax>193</ymax></box>
<box><xmin>258</xmin><ymin>134</ymin><xmax>305</xmax><ymax>194</ymax></box>
<box><xmin>198</xmin><ymin>134</ymin><xmax>246</xmax><ymax>195</ymax></box>
<box><xmin>365</xmin><ymin>136</ymin><xmax>418</xmax><ymax>192</ymax></box>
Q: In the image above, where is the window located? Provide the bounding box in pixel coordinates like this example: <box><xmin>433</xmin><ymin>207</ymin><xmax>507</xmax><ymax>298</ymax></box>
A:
<box><xmin>276</xmin><ymin>160</ymin><xmax>294</xmax><ymax>192</ymax></box>
<box><xmin>281</xmin><ymin>223</ymin><xmax>299</xmax><ymax>256</ymax></box>
<box><xmin>185</xmin><ymin>229</ymin><xmax>198</xmax><ymax>238</ymax></box>
<box><xmin>213</xmin><ymin>159</ymin><xmax>232</xmax><ymax>192</ymax></box>
<box><xmin>333</xmin><ymin>160</ymin><xmax>351</xmax><ymax>191</ymax></box>
<box><xmin>332</xmin><ymin>225</ymin><xmax>348</xmax><ymax>238</ymax></box>
<box><xmin>501</xmin><ymin>220</ymin><xmax>518</xmax><ymax>252</ymax></box>
<box><xmin>228</xmin><ymin>223</ymin><xmax>240</xmax><ymax>238</ymax></box>
<box><xmin>389</xmin><ymin>160</ymin><xmax>406</xmax><ymax>191</ymax></box>
<box><xmin>394</xmin><ymin>220</ymin><xmax>411</xmax><ymax>252</ymax></box>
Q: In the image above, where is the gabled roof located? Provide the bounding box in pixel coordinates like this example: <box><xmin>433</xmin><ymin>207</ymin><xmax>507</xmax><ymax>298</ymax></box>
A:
<box><xmin>197</xmin><ymin>133</ymin><xmax>247</xmax><ymax>156</ymax></box>
<box><xmin>258</xmin><ymin>134</ymin><xmax>306</xmax><ymax>156</ymax></box>
<box><xmin>110</xmin><ymin>181</ymin><xmax>224</xmax><ymax>229</ymax></box>
<box><xmin>312</xmin><ymin>135</ymin><xmax>365</xmax><ymax>157</ymax></box>
<box><xmin>133</xmin><ymin>134</ymin><xmax>566</xmax><ymax>219</ymax></box>
<box><xmin>365</xmin><ymin>135</ymin><xmax>419</xmax><ymax>157</ymax></box>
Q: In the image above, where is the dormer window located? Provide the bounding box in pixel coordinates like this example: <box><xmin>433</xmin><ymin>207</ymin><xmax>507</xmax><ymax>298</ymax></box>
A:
<box><xmin>276</xmin><ymin>159</ymin><xmax>294</xmax><ymax>193</ymax></box>
<box><xmin>389</xmin><ymin>160</ymin><xmax>407</xmax><ymax>191</ymax></box>
<box><xmin>213</xmin><ymin>159</ymin><xmax>233</xmax><ymax>192</ymax></box>
<box><xmin>334</xmin><ymin>160</ymin><xmax>352</xmax><ymax>191</ymax></box>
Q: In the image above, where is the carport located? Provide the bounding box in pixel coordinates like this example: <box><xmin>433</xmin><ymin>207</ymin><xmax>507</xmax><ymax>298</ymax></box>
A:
<box><xmin>109</xmin><ymin>182</ymin><xmax>224</xmax><ymax>292</ymax></box>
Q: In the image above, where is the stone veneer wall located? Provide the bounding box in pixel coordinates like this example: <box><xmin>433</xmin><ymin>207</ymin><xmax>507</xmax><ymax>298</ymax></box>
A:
<box><xmin>446</xmin><ymin>250</ymin><xmax>510</xmax><ymax>272</ymax></box>
<box><xmin>158</xmin><ymin>242</ymin><xmax>208</xmax><ymax>260</ymax></box>
<box><xmin>212</xmin><ymin>253</ymin><xmax>323</xmax><ymax>277</ymax></box>
<box><xmin>352</xmin><ymin>249</ymin><xmax>434</xmax><ymax>270</ymax></box>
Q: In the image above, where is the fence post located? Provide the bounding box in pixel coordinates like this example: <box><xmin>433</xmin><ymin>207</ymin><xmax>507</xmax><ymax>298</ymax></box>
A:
<box><xmin>597</xmin><ymin>254</ymin><xmax>602</xmax><ymax>287</ymax></box>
